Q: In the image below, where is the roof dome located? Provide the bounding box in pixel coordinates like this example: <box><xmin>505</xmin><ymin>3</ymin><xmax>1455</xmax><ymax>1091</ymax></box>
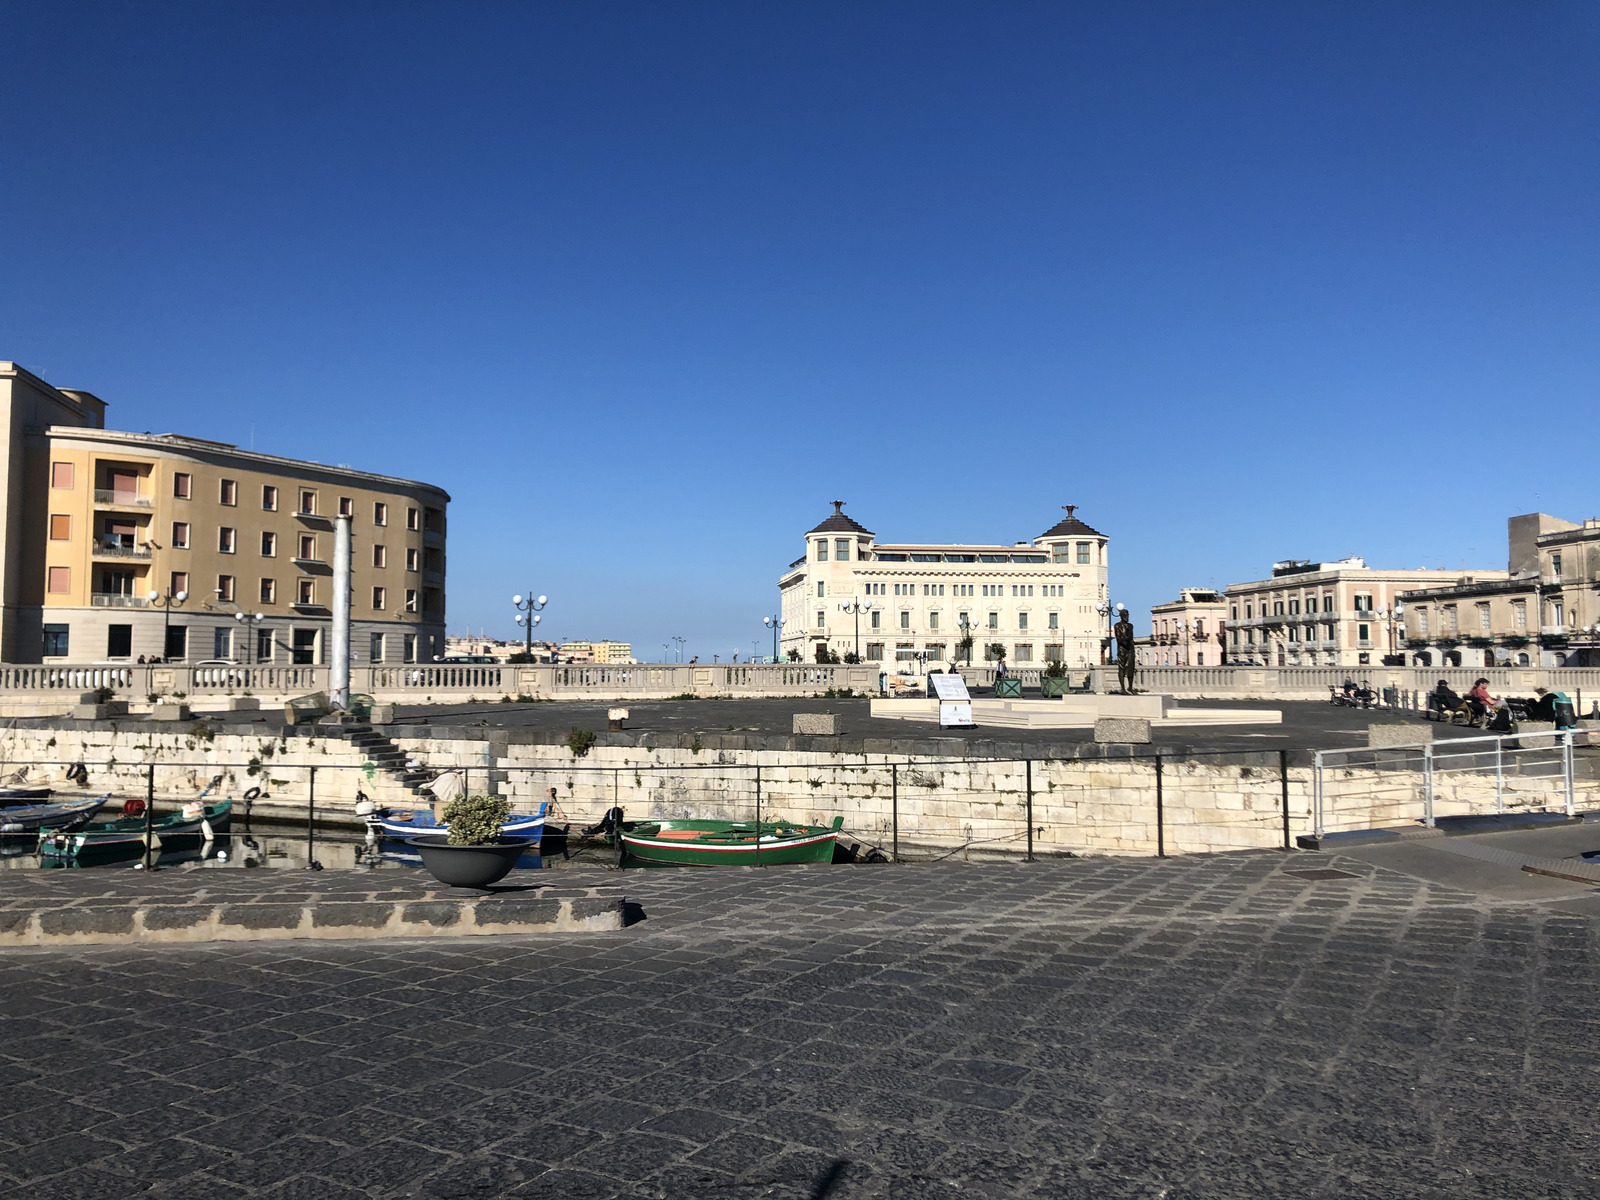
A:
<box><xmin>808</xmin><ymin>501</ymin><xmax>873</xmax><ymax>536</ymax></box>
<box><xmin>1039</xmin><ymin>504</ymin><xmax>1105</xmax><ymax>540</ymax></box>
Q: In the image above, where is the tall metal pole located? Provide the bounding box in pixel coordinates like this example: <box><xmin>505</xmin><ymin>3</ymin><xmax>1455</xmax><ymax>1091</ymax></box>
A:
<box><xmin>754</xmin><ymin>764</ymin><xmax>762</xmax><ymax>869</ymax></box>
<box><xmin>1154</xmin><ymin>753</ymin><xmax>1165</xmax><ymax>858</ymax></box>
<box><xmin>1279</xmin><ymin>749</ymin><xmax>1291</xmax><ymax>850</ymax></box>
<box><xmin>891</xmin><ymin>762</ymin><xmax>899</xmax><ymax>863</ymax></box>
<box><xmin>330</xmin><ymin>515</ymin><xmax>352</xmax><ymax>708</ymax></box>
<box><xmin>1025</xmin><ymin>759</ymin><xmax>1034</xmax><ymax>862</ymax></box>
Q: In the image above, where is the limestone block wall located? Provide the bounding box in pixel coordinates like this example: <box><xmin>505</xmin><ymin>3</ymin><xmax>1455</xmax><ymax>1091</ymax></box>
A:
<box><xmin>494</xmin><ymin>742</ymin><xmax>1311</xmax><ymax>858</ymax></box>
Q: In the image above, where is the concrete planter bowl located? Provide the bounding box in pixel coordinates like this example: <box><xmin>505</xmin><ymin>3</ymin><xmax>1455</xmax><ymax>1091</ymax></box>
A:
<box><xmin>405</xmin><ymin>836</ymin><xmax>536</xmax><ymax>889</ymax></box>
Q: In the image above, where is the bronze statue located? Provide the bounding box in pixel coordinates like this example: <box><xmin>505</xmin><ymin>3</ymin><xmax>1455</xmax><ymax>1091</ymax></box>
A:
<box><xmin>1114</xmin><ymin>609</ymin><xmax>1137</xmax><ymax>693</ymax></box>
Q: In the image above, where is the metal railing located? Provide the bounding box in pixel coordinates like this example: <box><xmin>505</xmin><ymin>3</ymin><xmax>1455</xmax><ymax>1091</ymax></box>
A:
<box><xmin>92</xmin><ymin>489</ymin><xmax>150</xmax><ymax>506</ymax></box>
<box><xmin>89</xmin><ymin>594</ymin><xmax>151</xmax><ymax>608</ymax></box>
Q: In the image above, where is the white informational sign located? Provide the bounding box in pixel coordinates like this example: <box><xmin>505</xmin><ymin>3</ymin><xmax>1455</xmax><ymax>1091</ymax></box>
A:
<box><xmin>929</xmin><ymin>673</ymin><xmax>972</xmax><ymax>702</ymax></box>
<box><xmin>940</xmin><ymin>702</ymin><xmax>974</xmax><ymax>728</ymax></box>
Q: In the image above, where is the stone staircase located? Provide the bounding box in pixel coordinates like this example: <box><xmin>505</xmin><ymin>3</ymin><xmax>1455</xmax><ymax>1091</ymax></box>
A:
<box><xmin>319</xmin><ymin>714</ymin><xmax>433</xmax><ymax>800</ymax></box>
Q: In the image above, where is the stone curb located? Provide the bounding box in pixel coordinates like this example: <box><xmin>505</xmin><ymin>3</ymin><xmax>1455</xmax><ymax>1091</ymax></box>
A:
<box><xmin>0</xmin><ymin>887</ymin><xmax>627</xmax><ymax>948</ymax></box>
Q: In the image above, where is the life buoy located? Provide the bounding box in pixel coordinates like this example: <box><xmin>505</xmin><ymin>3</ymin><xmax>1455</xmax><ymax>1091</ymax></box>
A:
<box><xmin>121</xmin><ymin>797</ymin><xmax>146</xmax><ymax>818</ymax></box>
<box><xmin>242</xmin><ymin>786</ymin><xmax>262</xmax><ymax>801</ymax></box>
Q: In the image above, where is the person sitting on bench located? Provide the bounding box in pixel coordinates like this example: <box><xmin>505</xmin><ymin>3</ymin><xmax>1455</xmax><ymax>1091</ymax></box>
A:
<box><xmin>1466</xmin><ymin>678</ymin><xmax>1497</xmax><ymax>725</ymax></box>
<box><xmin>1430</xmin><ymin>679</ymin><xmax>1466</xmax><ymax>720</ymax></box>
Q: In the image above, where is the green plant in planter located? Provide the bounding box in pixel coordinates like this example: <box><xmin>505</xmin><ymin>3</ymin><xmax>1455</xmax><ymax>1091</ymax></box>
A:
<box><xmin>440</xmin><ymin>794</ymin><xmax>513</xmax><ymax>846</ymax></box>
<box><xmin>1042</xmin><ymin>659</ymin><xmax>1068</xmax><ymax>679</ymax></box>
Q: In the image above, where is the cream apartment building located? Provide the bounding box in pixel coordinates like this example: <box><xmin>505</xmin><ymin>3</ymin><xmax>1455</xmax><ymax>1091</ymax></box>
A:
<box><xmin>1137</xmin><ymin>588</ymin><xmax>1227</xmax><ymax>667</ymax></box>
<box><xmin>1399</xmin><ymin>512</ymin><xmax>1600</xmax><ymax>668</ymax></box>
<box><xmin>1</xmin><ymin>362</ymin><xmax>448</xmax><ymax>665</ymax></box>
<box><xmin>778</xmin><ymin>503</ymin><xmax>1110</xmax><ymax>666</ymax></box>
<box><xmin>1225</xmin><ymin>557</ymin><xmax>1505</xmax><ymax>669</ymax></box>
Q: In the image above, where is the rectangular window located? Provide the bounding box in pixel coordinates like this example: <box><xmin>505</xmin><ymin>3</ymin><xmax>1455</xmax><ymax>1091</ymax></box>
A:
<box><xmin>987</xmin><ymin>612</ymin><xmax>998</xmax><ymax>628</ymax></box>
<box><xmin>865</xmin><ymin>642</ymin><xmax>884</xmax><ymax>661</ymax></box>
<box><xmin>219</xmin><ymin>527</ymin><xmax>236</xmax><ymax>553</ymax></box>
<box><xmin>47</xmin><ymin>566</ymin><xmax>70</xmax><ymax>594</ymax></box>
<box><xmin>217</xmin><ymin>575</ymin><xmax>235</xmax><ymax>602</ymax></box>
<box><xmin>300</xmin><ymin>490</ymin><xmax>317</xmax><ymax>515</ymax></box>
<box><xmin>1048</xmin><ymin>612</ymin><xmax>1058</xmax><ymax>629</ymax></box>
<box><xmin>372</xmin><ymin>544</ymin><xmax>386</xmax><ymax>568</ymax></box>
<box><xmin>372</xmin><ymin>586</ymin><xmax>386</xmax><ymax>609</ymax></box>
<box><xmin>220</xmin><ymin>479</ymin><xmax>237</xmax><ymax>506</ymax></box>
<box><xmin>1052</xmin><ymin>545</ymin><xmax>1071</xmax><ymax>564</ymax></box>
<box><xmin>1358</xmin><ymin>623</ymin><xmax>1370</xmax><ymax>642</ymax></box>
<box><xmin>406</xmin><ymin>548</ymin><xmax>418</xmax><ymax>571</ymax></box>
<box><xmin>260</xmin><ymin>578</ymin><xmax>275</xmax><ymax>604</ymax></box>
<box><xmin>816</xmin><ymin>540</ymin><xmax>828</xmax><ymax>561</ymax></box>
<box><xmin>404</xmin><ymin>634</ymin><xmax>417</xmax><ymax>663</ymax></box>
<box><xmin>1513</xmin><ymin>601</ymin><xmax>1527</xmax><ymax>629</ymax></box>
<box><xmin>1478</xmin><ymin>603</ymin><xmax>1491</xmax><ymax>630</ymax></box>
<box><xmin>928</xmin><ymin>612</ymin><xmax>939</xmax><ymax>630</ymax></box>
<box><xmin>817</xmin><ymin>610</ymin><xmax>826</xmax><ymax>628</ymax></box>
<box><xmin>899</xmin><ymin>611</ymin><xmax>910</xmax><ymax>629</ymax></box>
<box><xmin>299</xmin><ymin>579</ymin><xmax>316</xmax><ymax>605</ymax></box>
<box><xmin>298</xmin><ymin>534</ymin><xmax>316</xmax><ymax>560</ymax></box>
<box><xmin>817</xmin><ymin>582</ymin><xmax>826</xmax><ymax>598</ymax></box>
<box><xmin>256</xmin><ymin>629</ymin><xmax>273</xmax><ymax>662</ymax></box>
<box><xmin>406</xmin><ymin>507</ymin><xmax>419</xmax><ymax>531</ymax></box>
<box><xmin>834</xmin><ymin>539</ymin><xmax>849</xmax><ymax>561</ymax></box>
<box><xmin>261</xmin><ymin>531</ymin><xmax>276</xmax><ymax>557</ymax></box>
<box><xmin>370</xmin><ymin>632</ymin><xmax>385</xmax><ymax>663</ymax></box>
<box><xmin>49</xmin><ymin>514</ymin><xmax>71</xmax><ymax>540</ymax></box>
<box><xmin>166</xmin><ymin>625</ymin><xmax>188</xmax><ymax>660</ymax></box>
<box><xmin>405</xmin><ymin>588</ymin><xmax>418</xmax><ymax>613</ymax></box>
<box><xmin>1354</xmin><ymin>594</ymin><xmax>1373</xmax><ymax>612</ymax></box>
<box><xmin>339</xmin><ymin>496</ymin><xmax>353</xmax><ymax>517</ymax></box>
<box><xmin>51</xmin><ymin>462</ymin><xmax>74</xmax><ymax>489</ymax></box>
<box><xmin>373</xmin><ymin>501</ymin><xmax>387</xmax><ymax>526</ymax></box>
<box><xmin>1273</xmin><ymin>601</ymin><xmax>1284</xmax><ymax>615</ymax></box>
<box><xmin>1443</xmin><ymin>606</ymin><xmax>1457</xmax><ymax>632</ymax></box>
<box><xmin>42</xmin><ymin>624</ymin><xmax>69</xmax><ymax>657</ymax></box>
<box><xmin>870</xmin><ymin>610</ymin><xmax>881</xmax><ymax>629</ymax></box>
<box><xmin>1018</xmin><ymin>612</ymin><xmax>1029</xmax><ymax>631</ymax></box>
<box><xmin>171</xmin><ymin>571</ymin><xmax>188</xmax><ymax>597</ymax></box>
<box><xmin>107</xmin><ymin>624</ymin><xmax>132</xmax><ymax>658</ymax></box>
<box><xmin>1014</xmin><ymin>644</ymin><xmax>1032</xmax><ymax>662</ymax></box>
<box><xmin>171</xmin><ymin>471</ymin><xmax>189</xmax><ymax>499</ymax></box>
<box><xmin>214</xmin><ymin>627</ymin><xmax>233</xmax><ymax>660</ymax></box>
<box><xmin>1289</xmin><ymin>600</ymin><xmax>1299</xmax><ymax>615</ymax></box>
<box><xmin>1552</xmin><ymin>553</ymin><xmax>1563</xmax><ymax>579</ymax></box>
<box><xmin>1418</xmin><ymin>609</ymin><xmax>1429</xmax><ymax>635</ymax></box>
<box><xmin>1076</xmin><ymin>542</ymin><xmax>1090</xmax><ymax>564</ymax></box>
<box><xmin>262</xmin><ymin>485</ymin><xmax>278</xmax><ymax>511</ymax></box>
<box><xmin>172</xmin><ymin>521</ymin><xmax>189</xmax><ymax>549</ymax></box>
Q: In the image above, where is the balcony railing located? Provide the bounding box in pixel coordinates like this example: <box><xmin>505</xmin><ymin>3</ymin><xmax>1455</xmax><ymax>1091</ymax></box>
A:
<box><xmin>93</xmin><ymin>489</ymin><xmax>150</xmax><ymax>507</ymax></box>
<box><xmin>90</xmin><ymin>593</ymin><xmax>151</xmax><ymax>608</ymax></box>
<box><xmin>91</xmin><ymin>542</ymin><xmax>152</xmax><ymax>559</ymax></box>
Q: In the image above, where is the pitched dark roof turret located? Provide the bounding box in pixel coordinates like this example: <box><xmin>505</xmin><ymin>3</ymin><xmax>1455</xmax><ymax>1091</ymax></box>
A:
<box><xmin>1039</xmin><ymin>504</ymin><xmax>1106</xmax><ymax>540</ymax></box>
<box><xmin>807</xmin><ymin>501</ymin><xmax>873</xmax><ymax>537</ymax></box>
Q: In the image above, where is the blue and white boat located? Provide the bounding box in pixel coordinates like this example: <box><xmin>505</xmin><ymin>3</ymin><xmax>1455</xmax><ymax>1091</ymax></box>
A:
<box><xmin>370</xmin><ymin>801</ymin><xmax>547</xmax><ymax>842</ymax></box>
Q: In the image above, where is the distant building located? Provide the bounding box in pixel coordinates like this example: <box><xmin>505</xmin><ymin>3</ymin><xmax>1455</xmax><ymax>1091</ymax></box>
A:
<box><xmin>778</xmin><ymin>503</ymin><xmax>1109</xmax><ymax>666</ymax></box>
<box><xmin>2</xmin><ymin>362</ymin><xmax>448</xmax><ymax>665</ymax></box>
<box><xmin>1137</xmin><ymin>589</ymin><xmax>1227</xmax><ymax>667</ymax></box>
<box><xmin>1224</xmin><ymin>557</ymin><xmax>1506</xmax><ymax>669</ymax></box>
<box><xmin>1398</xmin><ymin>513</ymin><xmax>1600</xmax><ymax>668</ymax></box>
<box><xmin>555</xmin><ymin>640</ymin><xmax>634</xmax><ymax>664</ymax></box>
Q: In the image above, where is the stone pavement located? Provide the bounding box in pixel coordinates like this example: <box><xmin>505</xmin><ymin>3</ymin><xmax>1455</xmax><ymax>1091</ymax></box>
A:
<box><xmin>2</xmin><ymin>852</ymin><xmax>1599</xmax><ymax>1198</ymax></box>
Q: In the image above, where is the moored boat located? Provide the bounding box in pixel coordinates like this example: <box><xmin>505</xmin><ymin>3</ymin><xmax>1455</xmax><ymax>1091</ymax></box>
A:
<box><xmin>371</xmin><ymin>802</ymin><xmax>546</xmax><ymax>842</ymax></box>
<box><xmin>614</xmin><ymin>815</ymin><xmax>845</xmax><ymax>867</ymax></box>
<box><xmin>0</xmin><ymin>796</ymin><xmax>108</xmax><ymax>835</ymax></box>
<box><xmin>0</xmin><ymin>787</ymin><xmax>54</xmax><ymax>805</ymax></box>
<box><xmin>41</xmin><ymin>799</ymin><xmax>233</xmax><ymax>860</ymax></box>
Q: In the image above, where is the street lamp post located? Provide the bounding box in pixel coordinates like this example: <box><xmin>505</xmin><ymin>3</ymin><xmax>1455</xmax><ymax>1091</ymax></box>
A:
<box><xmin>672</xmin><ymin>636</ymin><xmax>686</xmax><ymax>663</ymax></box>
<box><xmin>511</xmin><ymin>592</ymin><xmax>548</xmax><ymax>660</ymax></box>
<box><xmin>234</xmin><ymin>611</ymin><xmax>265</xmax><ymax>665</ymax></box>
<box><xmin>836</xmin><ymin>597</ymin><xmax>875</xmax><ymax>661</ymax></box>
<box><xmin>147</xmin><ymin>587</ymin><xmax>188</xmax><ymax>661</ymax></box>
<box><xmin>763</xmin><ymin>614</ymin><xmax>783</xmax><ymax>661</ymax></box>
<box><xmin>1095</xmin><ymin>601</ymin><xmax>1111</xmax><ymax>666</ymax></box>
<box><xmin>956</xmin><ymin>612</ymin><xmax>977</xmax><ymax>665</ymax></box>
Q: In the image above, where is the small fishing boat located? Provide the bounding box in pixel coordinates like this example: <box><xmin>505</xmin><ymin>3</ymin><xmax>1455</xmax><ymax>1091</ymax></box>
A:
<box><xmin>370</xmin><ymin>802</ymin><xmax>547</xmax><ymax>841</ymax></box>
<box><xmin>613</xmin><ymin>815</ymin><xmax>845</xmax><ymax>867</ymax></box>
<box><xmin>41</xmin><ymin>799</ymin><xmax>233</xmax><ymax>861</ymax></box>
<box><xmin>0</xmin><ymin>787</ymin><xmax>54</xmax><ymax>805</ymax></box>
<box><xmin>0</xmin><ymin>796</ymin><xmax>108</xmax><ymax>835</ymax></box>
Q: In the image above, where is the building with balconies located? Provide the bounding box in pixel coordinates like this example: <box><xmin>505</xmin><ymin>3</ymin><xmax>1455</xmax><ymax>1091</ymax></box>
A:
<box><xmin>1</xmin><ymin>362</ymin><xmax>448</xmax><ymax>664</ymax></box>
<box><xmin>1398</xmin><ymin>512</ymin><xmax>1600</xmax><ymax>668</ymax></box>
<box><xmin>777</xmin><ymin>503</ymin><xmax>1110</xmax><ymax>667</ymax></box>
<box><xmin>1137</xmin><ymin>588</ymin><xmax>1227</xmax><ymax>667</ymax></box>
<box><xmin>1224</xmin><ymin>557</ymin><xmax>1504</xmax><ymax>669</ymax></box>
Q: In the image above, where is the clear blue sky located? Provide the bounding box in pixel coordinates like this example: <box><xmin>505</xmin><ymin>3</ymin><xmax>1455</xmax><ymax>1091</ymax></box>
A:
<box><xmin>4</xmin><ymin>2</ymin><xmax>1596</xmax><ymax>657</ymax></box>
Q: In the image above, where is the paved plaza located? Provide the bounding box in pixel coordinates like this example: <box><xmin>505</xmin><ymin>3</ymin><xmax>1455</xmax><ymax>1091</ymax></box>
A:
<box><xmin>3</xmin><ymin>847</ymin><xmax>1599</xmax><ymax>1199</ymax></box>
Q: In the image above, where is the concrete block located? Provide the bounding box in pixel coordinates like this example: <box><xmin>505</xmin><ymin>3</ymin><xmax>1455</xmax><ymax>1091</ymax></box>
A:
<box><xmin>150</xmin><ymin>703</ymin><xmax>192</xmax><ymax>721</ymax></box>
<box><xmin>1368</xmin><ymin>723</ymin><xmax>1430</xmax><ymax>748</ymax></box>
<box><xmin>1094</xmin><ymin>717</ymin><xmax>1151</xmax><ymax>744</ymax></box>
<box><xmin>370</xmin><ymin>704</ymin><xmax>396</xmax><ymax>725</ymax></box>
<box><xmin>223</xmin><ymin>697</ymin><xmax>260</xmax><ymax>711</ymax></box>
<box><xmin>71</xmin><ymin>702</ymin><xmax>128</xmax><ymax>720</ymax></box>
<box><xmin>794</xmin><ymin>713</ymin><xmax>840</xmax><ymax>736</ymax></box>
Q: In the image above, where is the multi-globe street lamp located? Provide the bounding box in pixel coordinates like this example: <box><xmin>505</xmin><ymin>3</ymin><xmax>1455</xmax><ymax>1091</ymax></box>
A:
<box><xmin>147</xmin><ymin>587</ymin><xmax>187</xmax><ymax>662</ymax></box>
<box><xmin>511</xmin><ymin>592</ymin><xmax>548</xmax><ymax>661</ymax></box>
<box><xmin>762</xmin><ymin>614</ymin><xmax>783</xmax><ymax>661</ymax></box>
<box><xmin>671</xmin><ymin>636</ymin><xmax>686</xmax><ymax>663</ymax></box>
<box><xmin>956</xmin><ymin>612</ymin><xmax>978</xmax><ymax>665</ymax></box>
<box><xmin>233</xmin><ymin>611</ymin><xmax>266</xmax><ymax>664</ymax></box>
<box><xmin>836</xmin><ymin>597</ymin><xmax>876</xmax><ymax>661</ymax></box>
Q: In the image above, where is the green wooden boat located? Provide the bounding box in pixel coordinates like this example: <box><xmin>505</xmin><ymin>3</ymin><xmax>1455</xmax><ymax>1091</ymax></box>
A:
<box><xmin>614</xmin><ymin>815</ymin><xmax>844</xmax><ymax>867</ymax></box>
<box><xmin>41</xmin><ymin>798</ymin><xmax>232</xmax><ymax>861</ymax></box>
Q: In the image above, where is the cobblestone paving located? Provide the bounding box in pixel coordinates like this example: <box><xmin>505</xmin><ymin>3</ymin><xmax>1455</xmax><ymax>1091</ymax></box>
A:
<box><xmin>2</xmin><ymin>854</ymin><xmax>1598</xmax><ymax>1198</ymax></box>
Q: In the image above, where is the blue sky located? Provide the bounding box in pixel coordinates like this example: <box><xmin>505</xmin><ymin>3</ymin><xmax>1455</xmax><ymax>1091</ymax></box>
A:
<box><xmin>3</xmin><ymin>2</ymin><xmax>1596</xmax><ymax>658</ymax></box>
